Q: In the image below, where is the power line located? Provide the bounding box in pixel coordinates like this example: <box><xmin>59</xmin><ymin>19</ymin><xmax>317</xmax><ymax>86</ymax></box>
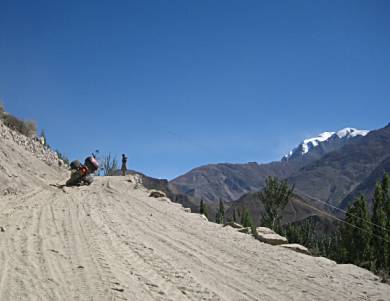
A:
<box><xmin>297</xmin><ymin>199</ymin><xmax>390</xmax><ymax>244</ymax></box>
<box><xmin>296</xmin><ymin>189</ymin><xmax>390</xmax><ymax>234</ymax></box>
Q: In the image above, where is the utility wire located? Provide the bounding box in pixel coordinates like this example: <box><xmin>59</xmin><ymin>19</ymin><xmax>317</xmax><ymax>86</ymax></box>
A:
<box><xmin>296</xmin><ymin>189</ymin><xmax>390</xmax><ymax>234</ymax></box>
<box><xmin>297</xmin><ymin>199</ymin><xmax>390</xmax><ymax>244</ymax></box>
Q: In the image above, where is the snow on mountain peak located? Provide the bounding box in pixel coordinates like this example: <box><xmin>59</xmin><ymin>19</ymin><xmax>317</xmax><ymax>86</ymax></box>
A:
<box><xmin>301</xmin><ymin>131</ymin><xmax>335</xmax><ymax>154</ymax></box>
<box><xmin>283</xmin><ymin>127</ymin><xmax>369</xmax><ymax>160</ymax></box>
<box><xmin>335</xmin><ymin>128</ymin><xmax>369</xmax><ymax>139</ymax></box>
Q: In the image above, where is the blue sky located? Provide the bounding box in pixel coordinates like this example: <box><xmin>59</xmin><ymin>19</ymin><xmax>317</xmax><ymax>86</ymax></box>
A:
<box><xmin>1</xmin><ymin>0</ymin><xmax>389</xmax><ymax>179</ymax></box>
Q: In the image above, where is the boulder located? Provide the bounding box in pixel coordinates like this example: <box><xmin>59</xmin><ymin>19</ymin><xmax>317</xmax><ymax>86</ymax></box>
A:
<box><xmin>200</xmin><ymin>214</ymin><xmax>208</xmax><ymax>221</ymax></box>
<box><xmin>255</xmin><ymin>227</ymin><xmax>288</xmax><ymax>245</ymax></box>
<box><xmin>279</xmin><ymin>244</ymin><xmax>311</xmax><ymax>255</ymax></box>
<box><xmin>256</xmin><ymin>227</ymin><xmax>275</xmax><ymax>235</ymax></box>
<box><xmin>237</xmin><ymin>227</ymin><xmax>251</xmax><ymax>234</ymax></box>
<box><xmin>223</xmin><ymin>222</ymin><xmax>243</xmax><ymax>229</ymax></box>
<box><xmin>149</xmin><ymin>190</ymin><xmax>167</xmax><ymax>198</ymax></box>
<box><xmin>159</xmin><ymin>197</ymin><xmax>171</xmax><ymax>203</ymax></box>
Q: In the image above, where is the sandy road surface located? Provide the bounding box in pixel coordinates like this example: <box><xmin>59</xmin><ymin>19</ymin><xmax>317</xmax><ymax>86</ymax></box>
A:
<box><xmin>0</xmin><ymin>175</ymin><xmax>389</xmax><ymax>301</ymax></box>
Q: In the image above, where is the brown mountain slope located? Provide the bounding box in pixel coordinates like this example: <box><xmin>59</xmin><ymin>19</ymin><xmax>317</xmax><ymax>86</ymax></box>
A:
<box><xmin>287</xmin><ymin>123</ymin><xmax>390</xmax><ymax>207</ymax></box>
<box><xmin>339</xmin><ymin>155</ymin><xmax>390</xmax><ymax>210</ymax></box>
<box><xmin>170</xmin><ymin>160</ymin><xmax>302</xmax><ymax>203</ymax></box>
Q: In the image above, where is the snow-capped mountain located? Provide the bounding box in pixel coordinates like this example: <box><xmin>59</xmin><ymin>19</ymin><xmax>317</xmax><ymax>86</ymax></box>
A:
<box><xmin>283</xmin><ymin>128</ymin><xmax>369</xmax><ymax>161</ymax></box>
<box><xmin>171</xmin><ymin>122</ymin><xmax>390</xmax><ymax>205</ymax></box>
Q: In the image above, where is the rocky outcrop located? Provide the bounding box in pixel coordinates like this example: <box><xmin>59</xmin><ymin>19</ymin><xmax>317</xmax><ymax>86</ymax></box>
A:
<box><xmin>237</xmin><ymin>227</ymin><xmax>251</xmax><ymax>234</ymax></box>
<box><xmin>223</xmin><ymin>222</ymin><xmax>243</xmax><ymax>229</ymax></box>
<box><xmin>199</xmin><ymin>214</ymin><xmax>208</xmax><ymax>221</ymax></box>
<box><xmin>149</xmin><ymin>190</ymin><xmax>167</xmax><ymax>198</ymax></box>
<box><xmin>279</xmin><ymin>244</ymin><xmax>311</xmax><ymax>255</ymax></box>
<box><xmin>255</xmin><ymin>227</ymin><xmax>288</xmax><ymax>245</ymax></box>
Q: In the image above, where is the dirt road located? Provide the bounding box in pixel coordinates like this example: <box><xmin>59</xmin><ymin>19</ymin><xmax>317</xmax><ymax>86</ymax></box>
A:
<box><xmin>0</xmin><ymin>175</ymin><xmax>388</xmax><ymax>300</ymax></box>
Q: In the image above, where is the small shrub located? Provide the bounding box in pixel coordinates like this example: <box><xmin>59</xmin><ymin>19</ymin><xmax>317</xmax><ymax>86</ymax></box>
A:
<box><xmin>251</xmin><ymin>224</ymin><xmax>257</xmax><ymax>238</ymax></box>
<box><xmin>22</xmin><ymin>120</ymin><xmax>37</xmax><ymax>137</ymax></box>
<box><xmin>0</xmin><ymin>102</ymin><xmax>4</xmax><ymax>117</ymax></box>
<box><xmin>3</xmin><ymin>114</ymin><xmax>22</xmax><ymax>130</ymax></box>
<box><xmin>2</xmin><ymin>114</ymin><xmax>37</xmax><ymax>137</ymax></box>
<box><xmin>377</xmin><ymin>269</ymin><xmax>390</xmax><ymax>284</ymax></box>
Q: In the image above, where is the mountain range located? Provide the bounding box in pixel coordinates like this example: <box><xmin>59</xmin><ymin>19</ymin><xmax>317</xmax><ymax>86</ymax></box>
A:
<box><xmin>169</xmin><ymin>123</ymin><xmax>390</xmax><ymax>221</ymax></box>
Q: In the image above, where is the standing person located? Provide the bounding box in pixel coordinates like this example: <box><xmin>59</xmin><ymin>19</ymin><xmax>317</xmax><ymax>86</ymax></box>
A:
<box><xmin>121</xmin><ymin>154</ymin><xmax>128</xmax><ymax>176</ymax></box>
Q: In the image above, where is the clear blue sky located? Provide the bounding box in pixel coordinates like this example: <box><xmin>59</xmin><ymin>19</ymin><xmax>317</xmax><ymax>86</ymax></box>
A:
<box><xmin>1</xmin><ymin>0</ymin><xmax>389</xmax><ymax>179</ymax></box>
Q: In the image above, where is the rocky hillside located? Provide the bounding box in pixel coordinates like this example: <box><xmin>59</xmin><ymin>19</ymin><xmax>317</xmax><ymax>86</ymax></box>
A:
<box><xmin>1</xmin><ymin>121</ymin><xmax>389</xmax><ymax>300</ymax></box>
<box><xmin>116</xmin><ymin>169</ymin><xmax>203</xmax><ymax>213</ymax></box>
<box><xmin>170</xmin><ymin>160</ymin><xmax>302</xmax><ymax>203</ymax></box>
<box><xmin>339</xmin><ymin>155</ymin><xmax>390</xmax><ymax>210</ymax></box>
<box><xmin>0</xmin><ymin>120</ymin><xmax>67</xmax><ymax>196</ymax></box>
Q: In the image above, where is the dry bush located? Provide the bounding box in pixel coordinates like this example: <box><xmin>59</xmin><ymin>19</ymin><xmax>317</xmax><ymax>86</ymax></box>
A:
<box><xmin>23</xmin><ymin>120</ymin><xmax>37</xmax><ymax>137</ymax></box>
<box><xmin>101</xmin><ymin>154</ymin><xmax>118</xmax><ymax>176</ymax></box>
<box><xmin>2</xmin><ymin>114</ymin><xmax>37</xmax><ymax>137</ymax></box>
<box><xmin>0</xmin><ymin>102</ymin><xmax>4</xmax><ymax>117</ymax></box>
<box><xmin>2</xmin><ymin>114</ymin><xmax>21</xmax><ymax>130</ymax></box>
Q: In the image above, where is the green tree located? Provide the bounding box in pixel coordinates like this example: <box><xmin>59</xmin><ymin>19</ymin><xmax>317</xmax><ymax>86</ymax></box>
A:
<box><xmin>342</xmin><ymin>195</ymin><xmax>372</xmax><ymax>266</ymax></box>
<box><xmin>237</xmin><ymin>208</ymin><xmax>242</xmax><ymax>220</ymax></box>
<box><xmin>215</xmin><ymin>199</ymin><xmax>225</xmax><ymax>224</ymax></box>
<box><xmin>241</xmin><ymin>208</ymin><xmax>252</xmax><ymax>228</ymax></box>
<box><xmin>203</xmin><ymin>204</ymin><xmax>209</xmax><ymax>220</ymax></box>
<box><xmin>258</xmin><ymin>176</ymin><xmax>294</xmax><ymax>232</ymax></box>
<box><xmin>371</xmin><ymin>182</ymin><xmax>388</xmax><ymax>271</ymax></box>
<box><xmin>383</xmin><ymin>173</ymin><xmax>390</xmax><ymax>268</ymax></box>
<box><xmin>284</xmin><ymin>218</ymin><xmax>316</xmax><ymax>249</ymax></box>
<box><xmin>199</xmin><ymin>199</ymin><xmax>209</xmax><ymax>219</ymax></box>
<box><xmin>200</xmin><ymin>199</ymin><xmax>205</xmax><ymax>215</ymax></box>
